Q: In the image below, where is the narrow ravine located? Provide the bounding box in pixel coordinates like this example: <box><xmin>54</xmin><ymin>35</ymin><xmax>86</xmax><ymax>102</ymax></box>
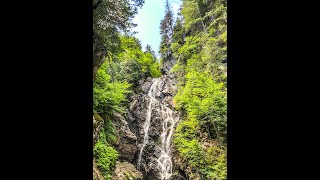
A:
<box><xmin>93</xmin><ymin>0</ymin><xmax>227</xmax><ymax>179</ymax></box>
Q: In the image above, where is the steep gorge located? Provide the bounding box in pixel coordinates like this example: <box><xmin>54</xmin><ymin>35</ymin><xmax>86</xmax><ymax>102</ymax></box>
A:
<box><xmin>92</xmin><ymin>54</ymin><xmax>182</xmax><ymax>180</ymax></box>
<box><xmin>136</xmin><ymin>62</ymin><xmax>179</xmax><ymax>180</ymax></box>
<box><xmin>116</xmin><ymin>56</ymin><xmax>182</xmax><ymax>180</ymax></box>
<box><xmin>93</xmin><ymin>0</ymin><xmax>227</xmax><ymax>179</ymax></box>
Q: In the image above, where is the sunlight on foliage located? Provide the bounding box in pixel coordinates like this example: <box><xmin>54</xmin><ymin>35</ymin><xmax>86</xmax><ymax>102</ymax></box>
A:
<box><xmin>171</xmin><ymin>0</ymin><xmax>227</xmax><ymax>179</ymax></box>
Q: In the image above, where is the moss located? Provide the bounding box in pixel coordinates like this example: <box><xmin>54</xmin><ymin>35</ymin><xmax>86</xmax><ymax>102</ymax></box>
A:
<box><xmin>94</xmin><ymin>110</ymin><xmax>104</xmax><ymax>122</ymax></box>
<box><xmin>124</xmin><ymin>171</ymin><xmax>132</xmax><ymax>179</ymax></box>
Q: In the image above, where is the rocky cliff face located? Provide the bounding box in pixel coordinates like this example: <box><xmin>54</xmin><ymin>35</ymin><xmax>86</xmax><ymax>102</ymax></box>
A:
<box><xmin>127</xmin><ymin>78</ymin><xmax>179</xmax><ymax>179</ymax></box>
<box><xmin>93</xmin><ymin>159</ymin><xmax>105</xmax><ymax>180</ymax></box>
<box><xmin>113</xmin><ymin>112</ymin><xmax>138</xmax><ymax>163</ymax></box>
<box><xmin>112</xmin><ymin>55</ymin><xmax>188</xmax><ymax>180</ymax></box>
<box><xmin>93</xmin><ymin>112</ymin><xmax>104</xmax><ymax>146</ymax></box>
<box><xmin>100</xmin><ymin>55</ymin><xmax>189</xmax><ymax>180</ymax></box>
<box><xmin>160</xmin><ymin>51</ymin><xmax>176</xmax><ymax>75</ymax></box>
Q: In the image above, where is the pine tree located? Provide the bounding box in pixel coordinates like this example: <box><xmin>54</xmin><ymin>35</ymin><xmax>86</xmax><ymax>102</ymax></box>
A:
<box><xmin>172</xmin><ymin>17</ymin><xmax>185</xmax><ymax>46</ymax></box>
<box><xmin>145</xmin><ymin>44</ymin><xmax>154</xmax><ymax>55</ymax></box>
<box><xmin>159</xmin><ymin>0</ymin><xmax>174</xmax><ymax>59</ymax></box>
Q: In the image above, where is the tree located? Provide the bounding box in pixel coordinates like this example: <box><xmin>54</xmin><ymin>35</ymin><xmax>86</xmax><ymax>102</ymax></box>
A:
<box><xmin>145</xmin><ymin>44</ymin><xmax>156</xmax><ymax>59</ymax></box>
<box><xmin>172</xmin><ymin>17</ymin><xmax>185</xmax><ymax>46</ymax></box>
<box><xmin>93</xmin><ymin>0</ymin><xmax>145</xmax><ymax>80</ymax></box>
<box><xmin>171</xmin><ymin>0</ymin><xmax>227</xmax><ymax>179</ymax></box>
<box><xmin>159</xmin><ymin>0</ymin><xmax>174</xmax><ymax>59</ymax></box>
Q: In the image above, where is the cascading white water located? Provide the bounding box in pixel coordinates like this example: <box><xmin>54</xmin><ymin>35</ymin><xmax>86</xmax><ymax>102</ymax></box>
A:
<box><xmin>137</xmin><ymin>78</ymin><xmax>159</xmax><ymax>171</ymax></box>
<box><xmin>137</xmin><ymin>78</ymin><xmax>179</xmax><ymax>180</ymax></box>
<box><xmin>157</xmin><ymin>104</ymin><xmax>178</xmax><ymax>180</ymax></box>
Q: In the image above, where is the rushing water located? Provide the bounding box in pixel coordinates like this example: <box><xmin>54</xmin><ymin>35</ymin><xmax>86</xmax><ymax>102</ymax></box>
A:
<box><xmin>137</xmin><ymin>79</ymin><xmax>159</xmax><ymax>171</ymax></box>
<box><xmin>157</xmin><ymin>102</ymin><xmax>178</xmax><ymax>180</ymax></box>
<box><xmin>137</xmin><ymin>78</ymin><xmax>179</xmax><ymax>180</ymax></box>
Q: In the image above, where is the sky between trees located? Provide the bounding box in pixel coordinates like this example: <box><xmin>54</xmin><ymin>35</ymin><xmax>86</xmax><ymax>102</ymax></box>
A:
<box><xmin>132</xmin><ymin>0</ymin><xmax>182</xmax><ymax>58</ymax></box>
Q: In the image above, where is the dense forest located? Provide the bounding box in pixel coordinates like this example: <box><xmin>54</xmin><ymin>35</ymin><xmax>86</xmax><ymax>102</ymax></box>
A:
<box><xmin>93</xmin><ymin>0</ymin><xmax>227</xmax><ymax>180</ymax></box>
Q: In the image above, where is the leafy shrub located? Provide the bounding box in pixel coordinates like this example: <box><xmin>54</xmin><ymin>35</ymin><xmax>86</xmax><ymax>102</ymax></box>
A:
<box><xmin>116</xmin><ymin>36</ymin><xmax>161</xmax><ymax>86</ymax></box>
<box><xmin>94</xmin><ymin>128</ymin><xmax>119</xmax><ymax>179</ymax></box>
<box><xmin>93</xmin><ymin>61</ymin><xmax>131</xmax><ymax>114</ymax></box>
<box><xmin>171</xmin><ymin>0</ymin><xmax>227</xmax><ymax>178</ymax></box>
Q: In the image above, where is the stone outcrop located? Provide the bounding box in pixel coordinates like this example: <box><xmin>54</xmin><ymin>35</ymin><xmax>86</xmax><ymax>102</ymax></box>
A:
<box><xmin>107</xmin><ymin>55</ymin><xmax>186</xmax><ymax>179</ymax></box>
<box><xmin>112</xmin><ymin>161</ymin><xmax>143</xmax><ymax>180</ymax></box>
<box><xmin>123</xmin><ymin>55</ymin><xmax>181</xmax><ymax>179</ymax></box>
<box><xmin>93</xmin><ymin>112</ymin><xmax>104</xmax><ymax>146</ymax></box>
<box><xmin>160</xmin><ymin>51</ymin><xmax>176</xmax><ymax>74</ymax></box>
<box><xmin>113</xmin><ymin>113</ymin><xmax>138</xmax><ymax>163</ymax></box>
<box><xmin>93</xmin><ymin>159</ymin><xmax>105</xmax><ymax>180</ymax></box>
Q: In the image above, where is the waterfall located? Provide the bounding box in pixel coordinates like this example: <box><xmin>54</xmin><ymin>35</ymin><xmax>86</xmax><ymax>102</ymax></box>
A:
<box><xmin>157</xmin><ymin>103</ymin><xmax>178</xmax><ymax>180</ymax></box>
<box><xmin>137</xmin><ymin>78</ymin><xmax>179</xmax><ymax>180</ymax></box>
<box><xmin>137</xmin><ymin>78</ymin><xmax>160</xmax><ymax>171</ymax></box>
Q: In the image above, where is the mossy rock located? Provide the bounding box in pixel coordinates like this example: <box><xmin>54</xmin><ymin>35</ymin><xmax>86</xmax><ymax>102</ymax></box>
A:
<box><xmin>112</xmin><ymin>161</ymin><xmax>143</xmax><ymax>180</ymax></box>
<box><xmin>94</xmin><ymin>110</ymin><xmax>104</xmax><ymax>122</ymax></box>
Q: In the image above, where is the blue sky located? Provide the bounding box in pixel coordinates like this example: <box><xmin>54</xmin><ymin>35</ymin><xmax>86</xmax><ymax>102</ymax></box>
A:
<box><xmin>132</xmin><ymin>0</ymin><xmax>182</xmax><ymax>58</ymax></box>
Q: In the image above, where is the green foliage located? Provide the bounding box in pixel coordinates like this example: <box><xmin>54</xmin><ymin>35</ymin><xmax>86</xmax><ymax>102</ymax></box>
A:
<box><xmin>174</xmin><ymin>118</ymin><xmax>203</xmax><ymax>178</ymax></box>
<box><xmin>174</xmin><ymin>117</ymin><xmax>227</xmax><ymax>179</ymax></box>
<box><xmin>172</xmin><ymin>17</ymin><xmax>185</xmax><ymax>45</ymax></box>
<box><xmin>103</xmin><ymin>116</ymin><xmax>117</xmax><ymax>144</ymax></box>
<box><xmin>174</xmin><ymin>71</ymin><xmax>227</xmax><ymax>142</ymax></box>
<box><xmin>116</xmin><ymin>35</ymin><xmax>161</xmax><ymax>86</ymax></box>
<box><xmin>159</xmin><ymin>0</ymin><xmax>174</xmax><ymax>60</ymax></box>
<box><xmin>93</xmin><ymin>0</ymin><xmax>144</xmax><ymax>39</ymax></box>
<box><xmin>170</xmin><ymin>0</ymin><xmax>227</xmax><ymax>179</ymax></box>
<box><xmin>94</xmin><ymin>35</ymin><xmax>161</xmax><ymax>114</ymax></box>
<box><xmin>94</xmin><ymin>127</ymin><xmax>119</xmax><ymax>179</ymax></box>
<box><xmin>145</xmin><ymin>44</ymin><xmax>157</xmax><ymax>59</ymax></box>
<box><xmin>181</xmin><ymin>0</ymin><xmax>202</xmax><ymax>33</ymax></box>
<box><xmin>93</xmin><ymin>60</ymin><xmax>131</xmax><ymax>114</ymax></box>
<box><xmin>93</xmin><ymin>34</ymin><xmax>161</xmax><ymax>180</ymax></box>
<box><xmin>93</xmin><ymin>0</ymin><xmax>145</xmax><ymax>79</ymax></box>
<box><xmin>205</xmin><ymin>146</ymin><xmax>227</xmax><ymax>180</ymax></box>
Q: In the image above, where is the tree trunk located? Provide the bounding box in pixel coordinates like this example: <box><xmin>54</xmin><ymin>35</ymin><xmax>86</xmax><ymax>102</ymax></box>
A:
<box><xmin>93</xmin><ymin>34</ymin><xmax>107</xmax><ymax>81</ymax></box>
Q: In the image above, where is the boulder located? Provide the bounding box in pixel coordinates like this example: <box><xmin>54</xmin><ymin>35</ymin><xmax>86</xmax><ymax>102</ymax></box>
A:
<box><xmin>112</xmin><ymin>161</ymin><xmax>143</xmax><ymax>180</ymax></box>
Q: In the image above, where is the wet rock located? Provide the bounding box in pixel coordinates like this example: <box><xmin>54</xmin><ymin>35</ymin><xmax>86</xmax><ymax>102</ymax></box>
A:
<box><xmin>149</xmin><ymin>125</ymin><xmax>161</xmax><ymax>139</ymax></box>
<box><xmin>142</xmin><ymin>81</ymin><xmax>152</xmax><ymax>93</ymax></box>
<box><xmin>144</xmin><ymin>157</ymin><xmax>161</xmax><ymax>180</ymax></box>
<box><xmin>124</xmin><ymin>62</ymin><xmax>180</xmax><ymax>179</ymax></box>
<box><xmin>160</xmin><ymin>92</ymin><xmax>166</xmax><ymax>100</ymax></box>
<box><xmin>154</xmin><ymin>149</ymin><xmax>162</xmax><ymax>159</ymax></box>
